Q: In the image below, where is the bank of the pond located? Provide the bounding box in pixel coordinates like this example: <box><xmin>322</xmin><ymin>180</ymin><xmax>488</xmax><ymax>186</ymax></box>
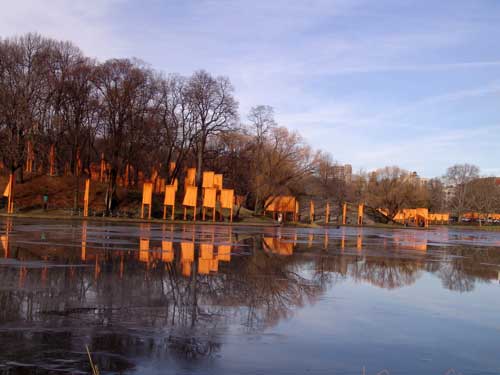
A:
<box><xmin>0</xmin><ymin>211</ymin><xmax>281</xmax><ymax>227</ymax></box>
<box><xmin>2</xmin><ymin>211</ymin><xmax>499</xmax><ymax>231</ymax></box>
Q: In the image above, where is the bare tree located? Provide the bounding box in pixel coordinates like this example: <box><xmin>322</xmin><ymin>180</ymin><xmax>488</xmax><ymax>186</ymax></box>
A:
<box><xmin>466</xmin><ymin>177</ymin><xmax>500</xmax><ymax>224</ymax></box>
<box><xmin>0</xmin><ymin>33</ymin><xmax>52</xmax><ymax>182</ymax></box>
<box><xmin>366</xmin><ymin>166</ymin><xmax>415</xmax><ymax>220</ymax></box>
<box><xmin>153</xmin><ymin>74</ymin><xmax>196</xmax><ymax>183</ymax></box>
<box><xmin>444</xmin><ymin>163</ymin><xmax>480</xmax><ymax>219</ymax></box>
<box><xmin>93</xmin><ymin>59</ymin><xmax>154</xmax><ymax>214</ymax></box>
<box><xmin>427</xmin><ymin>178</ymin><xmax>446</xmax><ymax>212</ymax></box>
<box><xmin>187</xmin><ymin>70</ymin><xmax>238</xmax><ymax>186</ymax></box>
<box><xmin>46</xmin><ymin>41</ymin><xmax>98</xmax><ymax>209</ymax></box>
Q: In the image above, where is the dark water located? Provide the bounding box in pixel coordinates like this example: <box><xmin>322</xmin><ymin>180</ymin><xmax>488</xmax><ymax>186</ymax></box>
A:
<box><xmin>0</xmin><ymin>218</ymin><xmax>499</xmax><ymax>375</ymax></box>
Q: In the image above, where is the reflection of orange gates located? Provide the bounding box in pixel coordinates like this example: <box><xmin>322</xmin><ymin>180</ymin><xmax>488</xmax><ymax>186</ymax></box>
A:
<box><xmin>262</xmin><ymin>237</ymin><xmax>294</xmax><ymax>256</ymax></box>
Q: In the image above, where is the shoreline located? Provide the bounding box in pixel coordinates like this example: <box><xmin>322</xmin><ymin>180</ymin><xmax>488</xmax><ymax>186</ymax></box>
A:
<box><xmin>2</xmin><ymin>212</ymin><xmax>498</xmax><ymax>231</ymax></box>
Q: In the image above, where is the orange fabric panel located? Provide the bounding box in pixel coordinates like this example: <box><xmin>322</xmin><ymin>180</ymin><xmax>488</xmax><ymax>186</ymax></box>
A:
<box><xmin>200</xmin><ymin>243</ymin><xmax>214</xmax><ymax>259</ymax></box>
<box><xmin>163</xmin><ymin>185</ymin><xmax>177</xmax><ymax>206</ymax></box>
<box><xmin>183</xmin><ymin>186</ymin><xmax>198</xmax><ymax>207</ymax></box>
<box><xmin>202</xmin><ymin>171</ymin><xmax>215</xmax><ymax>188</ymax></box>
<box><xmin>217</xmin><ymin>245</ymin><xmax>231</xmax><ymax>262</ymax></box>
<box><xmin>49</xmin><ymin>144</ymin><xmax>56</xmax><ymax>175</ymax></box>
<box><xmin>210</xmin><ymin>259</ymin><xmax>219</xmax><ymax>272</ymax></box>
<box><xmin>182</xmin><ymin>262</ymin><xmax>191</xmax><ymax>277</ymax></box>
<box><xmin>2</xmin><ymin>180</ymin><xmax>11</xmax><ymax>197</ymax></box>
<box><xmin>279</xmin><ymin>196</ymin><xmax>296</xmax><ymax>212</ymax></box>
<box><xmin>264</xmin><ymin>197</ymin><xmax>277</xmax><ymax>211</ymax></box>
<box><xmin>161</xmin><ymin>241</ymin><xmax>173</xmax><ymax>262</ymax></box>
<box><xmin>203</xmin><ymin>187</ymin><xmax>217</xmax><ymax>208</ymax></box>
<box><xmin>220</xmin><ymin>189</ymin><xmax>234</xmax><ymax>209</ymax></box>
<box><xmin>1</xmin><ymin>235</ymin><xmax>9</xmax><ymax>256</ymax></box>
<box><xmin>158</xmin><ymin>178</ymin><xmax>166</xmax><ymax>194</ymax></box>
<box><xmin>214</xmin><ymin>174</ymin><xmax>223</xmax><ymax>190</ymax></box>
<box><xmin>181</xmin><ymin>242</ymin><xmax>194</xmax><ymax>262</ymax></box>
<box><xmin>185</xmin><ymin>168</ymin><xmax>196</xmax><ymax>187</ymax></box>
<box><xmin>84</xmin><ymin>179</ymin><xmax>90</xmax><ymax>203</ymax></box>
<box><xmin>151</xmin><ymin>168</ymin><xmax>158</xmax><ymax>182</ymax></box>
<box><xmin>416</xmin><ymin>208</ymin><xmax>428</xmax><ymax>219</ymax></box>
<box><xmin>142</xmin><ymin>182</ymin><xmax>153</xmax><ymax>205</ymax></box>
<box><xmin>429</xmin><ymin>213</ymin><xmax>449</xmax><ymax>221</ymax></box>
<box><xmin>277</xmin><ymin>240</ymin><xmax>293</xmax><ymax>256</ymax></box>
<box><xmin>139</xmin><ymin>239</ymin><xmax>149</xmax><ymax>263</ymax></box>
<box><xmin>263</xmin><ymin>237</ymin><xmax>293</xmax><ymax>255</ymax></box>
<box><xmin>198</xmin><ymin>258</ymin><xmax>211</xmax><ymax>274</ymax></box>
<box><xmin>265</xmin><ymin>196</ymin><xmax>297</xmax><ymax>213</ymax></box>
<box><xmin>262</xmin><ymin>237</ymin><xmax>274</xmax><ymax>252</ymax></box>
<box><xmin>378</xmin><ymin>208</ymin><xmax>389</xmax><ymax>216</ymax></box>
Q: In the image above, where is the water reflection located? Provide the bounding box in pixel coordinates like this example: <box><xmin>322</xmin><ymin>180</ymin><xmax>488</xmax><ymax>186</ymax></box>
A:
<box><xmin>0</xmin><ymin>219</ymin><xmax>499</xmax><ymax>374</ymax></box>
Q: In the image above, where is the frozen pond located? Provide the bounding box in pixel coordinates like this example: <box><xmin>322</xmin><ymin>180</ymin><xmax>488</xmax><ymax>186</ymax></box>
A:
<box><xmin>0</xmin><ymin>218</ymin><xmax>499</xmax><ymax>374</ymax></box>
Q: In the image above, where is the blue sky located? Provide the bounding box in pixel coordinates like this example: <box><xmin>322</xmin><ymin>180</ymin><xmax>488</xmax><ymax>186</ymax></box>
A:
<box><xmin>1</xmin><ymin>0</ymin><xmax>500</xmax><ymax>177</ymax></box>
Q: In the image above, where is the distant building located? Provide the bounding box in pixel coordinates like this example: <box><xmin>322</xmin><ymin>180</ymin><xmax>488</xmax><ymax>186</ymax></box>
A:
<box><xmin>332</xmin><ymin>164</ymin><xmax>352</xmax><ymax>183</ymax></box>
<box><xmin>344</xmin><ymin>164</ymin><xmax>352</xmax><ymax>183</ymax></box>
<box><xmin>444</xmin><ymin>184</ymin><xmax>455</xmax><ymax>204</ymax></box>
<box><xmin>407</xmin><ymin>171</ymin><xmax>430</xmax><ymax>186</ymax></box>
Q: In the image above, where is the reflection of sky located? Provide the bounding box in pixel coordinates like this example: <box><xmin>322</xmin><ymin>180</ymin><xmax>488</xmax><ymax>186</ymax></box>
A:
<box><xmin>221</xmin><ymin>273</ymin><xmax>500</xmax><ymax>374</ymax></box>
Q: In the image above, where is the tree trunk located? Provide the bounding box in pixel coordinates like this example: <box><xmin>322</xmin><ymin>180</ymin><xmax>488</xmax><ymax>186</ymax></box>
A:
<box><xmin>196</xmin><ymin>142</ymin><xmax>204</xmax><ymax>187</ymax></box>
<box><xmin>105</xmin><ymin>169</ymin><xmax>118</xmax><ymax>216</ymax></box>
<box><xmin>254</xmin><ymin>194</ymin><xmax>261</xmax><ymax>215</ymax></box>
<box><xmin>16</xmin><ymin>167</ymin><xmax>23</xmax><ymax>184</ymax></box>
<box><xmin>73</xmin><ymin>174</ymin><xmax>80</xmax><ymax>213</ymax></box>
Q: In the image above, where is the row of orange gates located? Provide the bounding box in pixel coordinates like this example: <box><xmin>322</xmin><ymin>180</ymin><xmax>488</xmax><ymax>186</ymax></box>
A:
<box><xmin>263</xmin><ymin>196</ymin><xmax>452</xmax><ymax>227</ymax></box>
<box><xmin>264</xmin><ymin>196</ymin><xmax>367</xmax><ymax>225</ymax></box>
<box><xmin>2</xmin><ymin>168</ymin><xmax>237</xmax><ymax>222</ymax></box>
<box><xmin>140</xmin><ymin>169</ymin><xmax>236</xmax><ymax>222</ymax></box>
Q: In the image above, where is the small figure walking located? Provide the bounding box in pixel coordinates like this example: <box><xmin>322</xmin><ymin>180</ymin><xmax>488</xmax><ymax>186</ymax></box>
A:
<box><xmin>278</xmin><ymin>212</ymin><xmax>283</xmax><ymax>225</ymax></box>
<box><xmin>43</xmin><ymin>191</ymin><xmax>49</xmax><ymax>211</ymax></box>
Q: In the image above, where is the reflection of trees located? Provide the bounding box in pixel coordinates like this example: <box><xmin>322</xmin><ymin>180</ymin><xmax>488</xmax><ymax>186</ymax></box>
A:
<box><xmin>311</xmin><ymin>253</ymin><xmax>422</xmax><ymax>289</ymax></box>
<box><xmin>435</xmin><ymin>247</ymin><xmax>500</xmax><ymax>292</ymax></box>
<box><xmin>349</xmin><ymin>257</ymin><xmax>422</xmax><ymax>289</ymax></box>
<box><xmin>308</xmin><ymin>240</ymin><xmax>500</xmax><ymax>292</ymax></box>
<box><xmin>222</xmin><ymin>239</ymin><xmax>323</xmax><ymax>331</ymax></box>
<box><xmin>0</xmin><ymin>236</ymin><xmax>324</xmax><ymax>372</ymax></box>
<box><xmin>437</xmin><ymin>260</ymin><xmax>475</xmax><ymax>292</ymax></box>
